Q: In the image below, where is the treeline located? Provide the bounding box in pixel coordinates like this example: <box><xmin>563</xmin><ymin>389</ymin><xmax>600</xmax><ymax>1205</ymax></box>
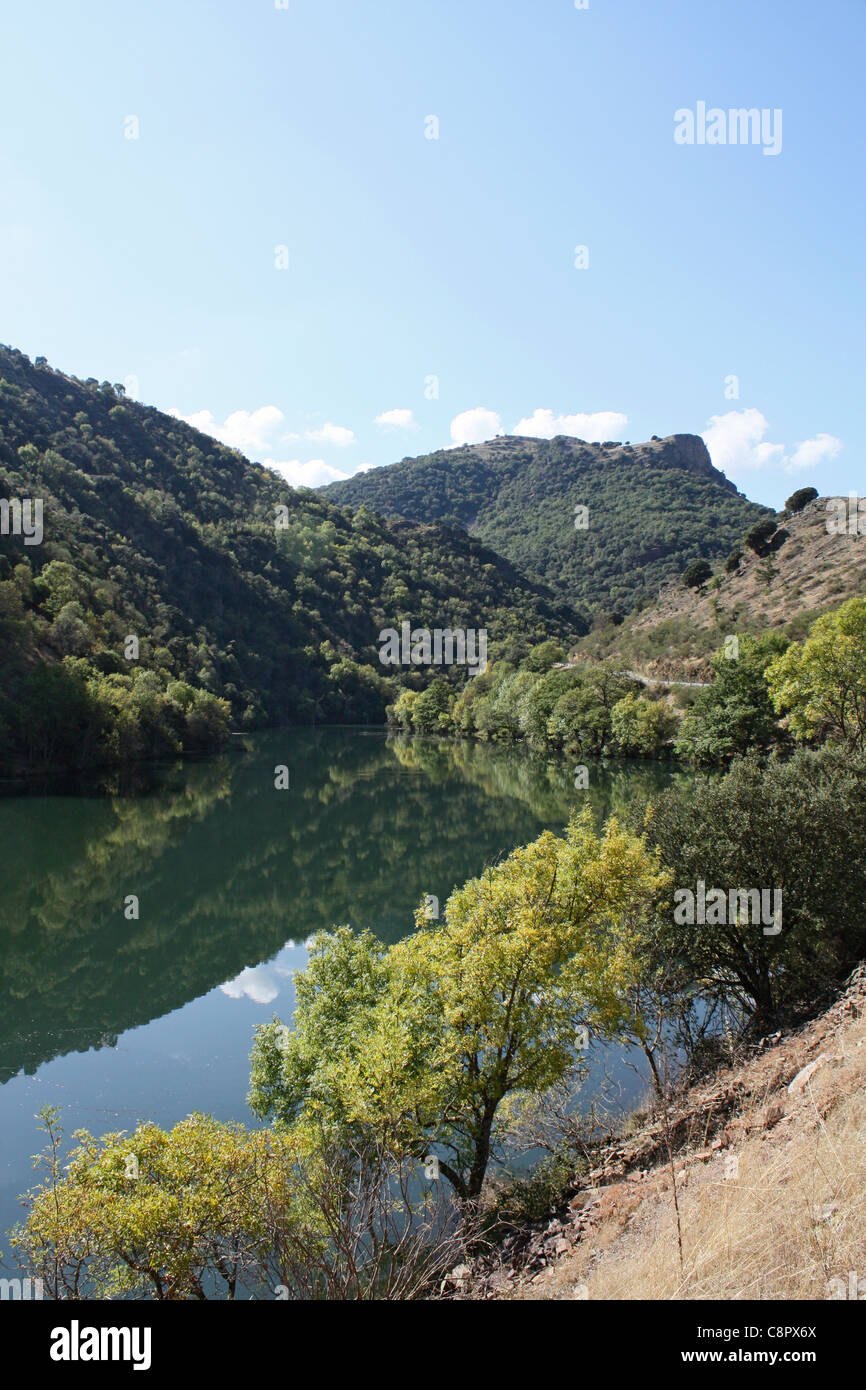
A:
<box><xmin>388</xmin><ymin>597</ymin><xmax>866</xmax><ymax>766</ymax></box>
<box><xmin>389</xmin><ymin>643</ymin><xmax>676</xmax><ymax>757</ymax></box>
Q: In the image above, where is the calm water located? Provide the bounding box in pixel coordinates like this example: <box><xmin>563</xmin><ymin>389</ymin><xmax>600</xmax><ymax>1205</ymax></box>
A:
<box><xmin>0</xmin><ymin>729</ymin><xmax>680</xmax><ymax>1256</ymax></box>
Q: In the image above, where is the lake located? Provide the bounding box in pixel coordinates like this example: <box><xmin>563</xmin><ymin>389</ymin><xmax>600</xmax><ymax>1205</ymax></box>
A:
<box><xmin>0</xmin><ymin>728</ymin><xmax>681</xmax><ymax>1257</ymax></box>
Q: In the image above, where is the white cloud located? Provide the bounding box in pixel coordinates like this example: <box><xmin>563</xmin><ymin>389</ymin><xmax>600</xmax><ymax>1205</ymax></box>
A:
<box><xmin>786</xmin><ymin>433</ymin><xmax>843</xmax><ymax>473</ymax></box>
<box><xmin>513</xmin><ymin>408</ymin><xmax>629</xmax><ymax>442</ymax></box>
<box><xmin>375</xmin><ymin>407</ymin><xmax>418</xmax><ymax>431</ymax></box>
<box><xmin>263</xmin><ymin>458</ymin><xmax>351</xmax><ymax>488</ymax></box>
<box><xmin>702</xmin><ymin>409</ymin><xmax>786</xmax><ymax>477</ymax></box>
<box><xmin>703</xmin><ymin>410</ymin><xmax>845</xmax><ymax>480</ymax></box>
<box><xmin>220</xmin><ymin>966</ymin><xmax>279</xmax><ymax>1005</ymax></box>
<box><xmin>450</xmin><ymin>407</ymin><xmax>503</xmax><ymax>446</ymax></box>
<box><xmin>171</xmin><ymin>405</ymin><xmax>285</xmax><ymax>458</ymax></box>
<box><xmin>170</xmin><ymin>407</ymin><xmax>356</xmax><ymax>458</ymax></box>
<box><xmin>305</xmin><ymin>422</ymin><xmax>356</xmax><ymax>447</ymax></box>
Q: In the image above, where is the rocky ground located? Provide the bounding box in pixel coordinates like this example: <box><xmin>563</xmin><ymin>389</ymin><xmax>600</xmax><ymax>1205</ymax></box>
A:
<box><xmin>443</xmin><ymin>966</ymin><xmax>866</xmax><ymax>1300</ymax></box>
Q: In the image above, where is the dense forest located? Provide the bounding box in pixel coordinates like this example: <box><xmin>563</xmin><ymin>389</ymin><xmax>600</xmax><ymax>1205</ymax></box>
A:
<box><xmin>320</xmin><ymin>433</ymin><xmax>771</xmax><ymax>613</ymax></box>
<box><xmin>0</xmin><ymin>346</ymin><xmax>581</xmax><ymax>771</ymax></box>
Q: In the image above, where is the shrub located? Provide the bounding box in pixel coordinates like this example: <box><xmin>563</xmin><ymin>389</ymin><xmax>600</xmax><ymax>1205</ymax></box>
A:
<box><xmin>785</xmin><ymin>487</ymin><xmax>818</xmax><ymax>514</ymax></box>
<box><xmin>682</xmin><ymin>560</ymin><xmax>713</xmax><ymax>589</ymax></box>
<box><xmin>745</xmin><ymin>519</ymin><xmax>778</xmax><ymax>555</ymax></box>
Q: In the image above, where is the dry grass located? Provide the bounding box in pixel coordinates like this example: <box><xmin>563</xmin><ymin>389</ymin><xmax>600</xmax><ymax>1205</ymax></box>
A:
<box><xmin>520</xmin><ymin>998</ymin><xmax>866</xmax><ymax>1301</ymax></box>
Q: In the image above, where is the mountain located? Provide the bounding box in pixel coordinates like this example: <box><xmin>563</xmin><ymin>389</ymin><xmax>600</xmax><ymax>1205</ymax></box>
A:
<box><xmin>320</xmin><ymin>433</ymin><xmax>771</xmax><ymax>614</ymax></box>
<box><xmin>575</xmin><ymin>492</ymin><xmax>866</xmax><ymax>679</ymax></box>
<box><xmin>0</xmin><ymin>346</ymin><xmax>582</xmax><ymax>770</ymax></box>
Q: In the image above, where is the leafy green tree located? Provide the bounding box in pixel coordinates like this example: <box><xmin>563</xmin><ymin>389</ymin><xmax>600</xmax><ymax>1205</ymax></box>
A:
<box><xmin>785</xmin><ymin>487</ymin><xmax>818</xmax><ymax>513</ymax></box>
<box><xmin>14</xmin><ymin>661</ymin><xmax>105</xmax><ymax>766</ymax></box>
<box><xmin>12</xmin><ymin>1109</ymin><xmax>309</xmax><ymax>1300</ymax></box>
<box><xmin>675</xmin><ymin>634</ymin><xmax>788</xmax><ymax>764</ymax></box>
<box><xmin>745</xmin><ymin>518</ymin><xmax>778</xmax><ymax>555</ymax></box>
<box><xmin>547</xmin><ymin>681</ymin><xmax>611</xmax><ymax>754</ymax></box>
<box><xmin>488</xmin><ymin>669</ymin><xmax>537</xmax><ymax>741</ymax></box>
<box><xmin>14</xmin><ymin>1107</ymin><xmax>467</xmax><ymax>1301</ymax></box>
<box><xmin>682</xmin><ymin>559</ymin><xmax>713</xmax><ymax>589</ymax></box>
<box><xmin>412</xmin><ymin>678</ymin><xmax>455</xmax><ymax>733</ymax></box>
<box><xmin>522</xmin><ymin>640</ymin><xmax>566</xmax><ymax>673</ymax></box>
<box><xmin>636</xmin><ymin>748</ymin><xmax>866</xmax><ymax>1030</ymax></box>
<box><xmin>517</xmin><ymin>667</ymin><xmax>582</xmax><ymax>743</ymax></box>
<box><xmin>611</xmin><ymin>692</ymin><xmax>676</xmax><ymax>757</ymax></box>
<box><xmin>765</xmin><ymin>597</ymin><xmax>866</xmax><ymax>751</ymax></box>
<box><xmin>387</xmin><ymin>687</ymin><xmax>418</xmax><ymax>730</ymax></box>
<box><xmin>249</xmin><ymin>810</ymin><xmax>670</xmax><ymax>1201</ymax></box>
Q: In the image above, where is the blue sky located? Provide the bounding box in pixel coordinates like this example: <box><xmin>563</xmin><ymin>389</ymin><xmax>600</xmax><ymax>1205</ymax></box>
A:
<box><xmin>1</xmin><ymin>0</ymin><xmax>862</xmax><ymax>507</ymax></box>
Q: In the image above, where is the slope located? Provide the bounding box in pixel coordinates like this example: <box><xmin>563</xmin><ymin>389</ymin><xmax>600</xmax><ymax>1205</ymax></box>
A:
<box><xmin>0</xmin><ymin>346</ymin><xmax>583</xmax><ymax>769</ymax></box>
<box><xmin>575</xmin><ymin>493</ymin><xmax>866</xmax><ymax>679</ymax></box>
<box><xmin>320</xmin><ymin>433</ymin><xmax>771</xmax><ymax>614</ymax></box>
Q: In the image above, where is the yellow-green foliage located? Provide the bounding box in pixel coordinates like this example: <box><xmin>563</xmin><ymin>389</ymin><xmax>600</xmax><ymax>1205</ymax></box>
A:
<box><xmin>12</xmin><ymin>1110</ymin><xmax>313</xmax><ymax>1300</ymax></box>
<box><xmin>250</xmin><ymin>808</ymin><xmax>671</xmax><ymax>1199</ymax></box>
<box><xmin>766</xmin><ymin>596</ymin><xmax>866</xmax><ymax>750</ymax></box>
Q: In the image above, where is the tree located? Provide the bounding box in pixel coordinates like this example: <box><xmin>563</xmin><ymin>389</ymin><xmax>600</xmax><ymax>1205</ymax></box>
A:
<box><xmin>611</xmin><ymin>692</ymin><xmax>676</xmax><ymax>757</ymax></box>
<box><xmin>765</xmin><ymin>597</ymin><xmax>866</xmax><ymax>751</ymax></box>
<box><xmin>516</xmin><ymin>667</ymin><xmax>579</xmax><ymax>742</ymax></box>
<box><xmin>412</xmin><ymin>678</ymin><xmax>454</xmax><ymax>733</ymax></box>
<box><xmin>12</xmin><ymin>1109</ymin><xmax>307</xmax><ymax>1300</ymax></box>
<box><xmin>522</xmin><ymin>640</ymin><xmax>566</xmax><ymax>673</ymax></box>
<box><xmin>785</xmin><ymin>487</ymin><xmax>818</xmax><ymax>514</ymax></box>
<box><xmin>636</xmin><ymin>748</ymin><xmax>866</xmax><ymax>1031</ymax></box>
<box><xmin>249</xmin><ymin>810</ymin><xmax>671</xmax><ymax>1202</ymax></box>
<box><xmin>745</xmin><ymin>518</ymin><xmax>778</xmax><ymax>555</ymax></box>
<box><xmin>675</xmin><ymin>634</ymin><xmax>787</xmax><ymax>764</ymax></box>
<box><xmin>682</xmin><ymin>559</ymin><xmax>712</xmax><ymax>589</ymax></box>
<box><xmin>547</xmin><ymin>681</ymin><xmax>611</xmax><ymax>754</ymax></box>
<box><xmin>13</xmin><ymin>1109</ymin><xmax>462</xmax><ymax>1301</ymax></box>
<box><xmin>387</xmin><ymin>687</ymin><xmax>418</xmax><ymax>730</ymax></box>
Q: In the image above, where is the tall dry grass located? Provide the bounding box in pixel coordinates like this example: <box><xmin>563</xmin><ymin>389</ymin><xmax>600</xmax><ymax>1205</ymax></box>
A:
<box><xmin>574</xmin><ymin>1013</ymin><xmax>866</xmax><ymax>1301</ymax></box>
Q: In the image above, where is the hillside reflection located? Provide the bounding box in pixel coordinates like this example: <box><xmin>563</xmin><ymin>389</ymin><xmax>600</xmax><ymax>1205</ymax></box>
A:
<box><xmin>0</xmin><ymin>730</ymin><xmax>680</xmax><ymax>1082</ymax></box>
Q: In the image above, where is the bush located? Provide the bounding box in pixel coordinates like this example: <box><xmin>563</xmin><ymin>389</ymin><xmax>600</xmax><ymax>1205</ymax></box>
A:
<box><xmin>635</xmin><ymin>747</ymin><xmax>866</xmax><ymax>1031</ymax></box>
<box><xmin>785</xmin><ymin>487</ymin><xmax>818</xmax><ymax>514</ymax></box>
<box><xmin>745</xmin><ymin>519</ymin><xmax>778</xmax><ymax>555</ymax></box>
<box><xmin>522</xmin><ymin>640</ymin><xmax>566</xmax><ymax>673</ymax></box>
<box><xmin>682</xmin><ymin>559</ymin><xmax>713</xmax><ymax>589</ymax></box>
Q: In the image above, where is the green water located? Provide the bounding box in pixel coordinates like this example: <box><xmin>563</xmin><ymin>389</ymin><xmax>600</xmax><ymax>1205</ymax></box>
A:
<box><xmin>0</xmin><ymin>728</ymin><xmax>680</xmax><ymax>1254</ymax></box>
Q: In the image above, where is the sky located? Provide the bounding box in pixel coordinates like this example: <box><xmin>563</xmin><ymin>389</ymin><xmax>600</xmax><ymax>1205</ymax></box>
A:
<box><xmin>0</xmin><ymin>0</ymin><xmax>863</xmax><ymax>508</ymax></box>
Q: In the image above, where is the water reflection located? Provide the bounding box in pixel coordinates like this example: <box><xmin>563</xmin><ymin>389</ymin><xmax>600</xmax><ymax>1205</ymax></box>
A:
<box><xmin>0</xmin><ymin>729</ymin><xmax>681</xmax><ymax>1084</ymax></box>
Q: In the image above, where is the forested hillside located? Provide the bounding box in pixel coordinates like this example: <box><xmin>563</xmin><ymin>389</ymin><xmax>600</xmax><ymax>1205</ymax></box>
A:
<box><xmin>321</xmin><ymin>433</ymin><xmax>771</xmax><ymax>614</ymax></box>
<box><xmin>0</xmin><ymin>346</ymin><xmax>581</xmax><ymax>770</ymax></box>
